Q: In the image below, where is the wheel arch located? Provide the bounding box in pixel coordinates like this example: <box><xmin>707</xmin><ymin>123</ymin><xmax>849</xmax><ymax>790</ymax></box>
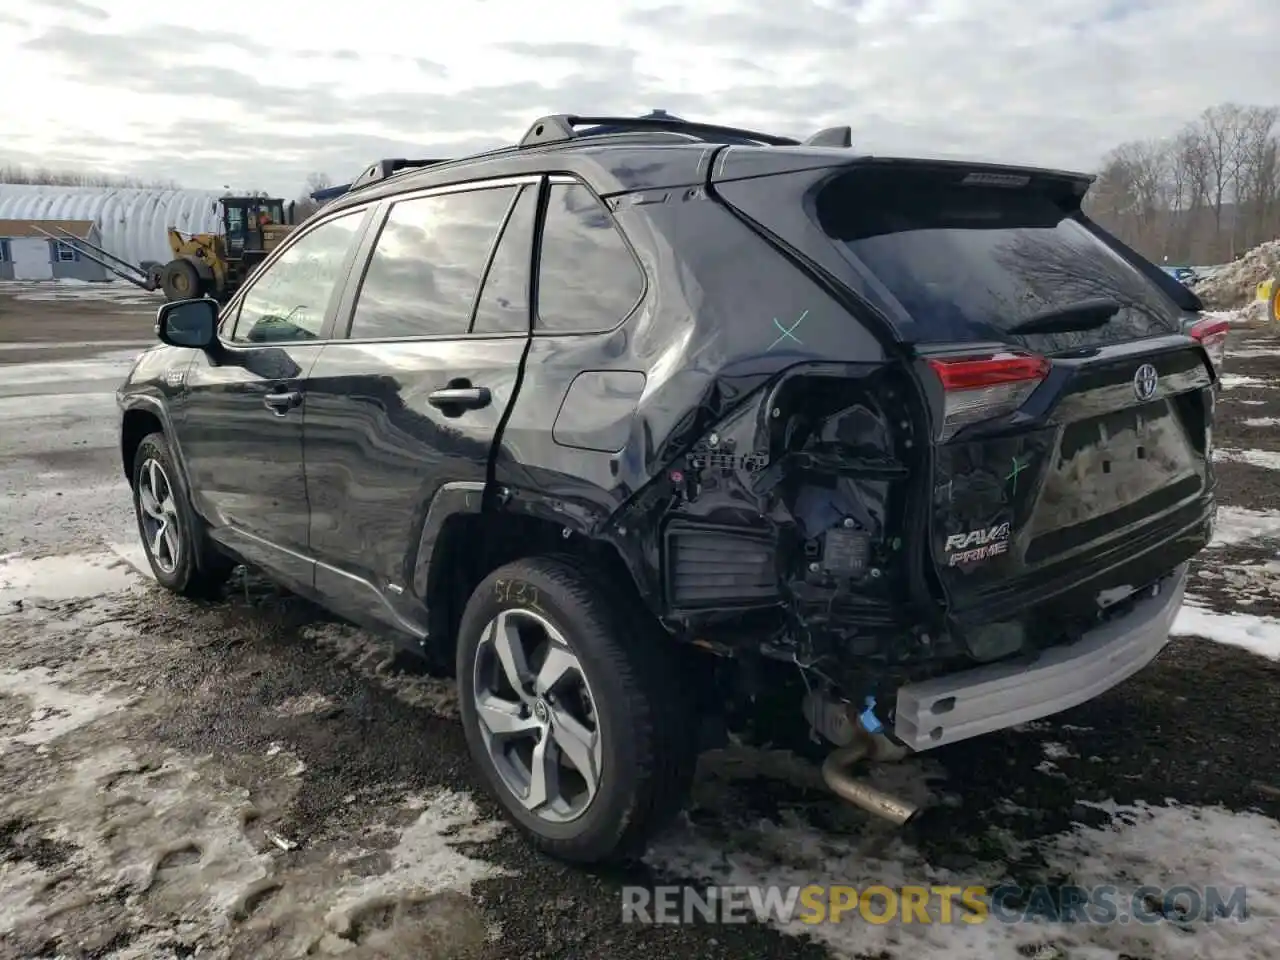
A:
<box><xmin>119</xmin><ymin>397</ymin><xmax>194</xmax><ymax>497</ymax></box>
<box><xmin>120</xmin><ymin>403</ymin><xmax>167</xmax><ymax>485</ymax></box>
<box><xmin>413</xmin><ymin>486</ymin><xmax>652</xmax><ymax>664</ymax></box>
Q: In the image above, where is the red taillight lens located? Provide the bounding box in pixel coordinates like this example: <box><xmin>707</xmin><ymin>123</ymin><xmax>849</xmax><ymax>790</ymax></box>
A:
<box><xmin>926</xmin><ymin>351</ymin><xmax>1050</xmax><ymax>441</ymax></box>
<box><xmin>1188</xmin><ymin>317</ymin><xmax>1229</xmax><ymax>373</ymax></box>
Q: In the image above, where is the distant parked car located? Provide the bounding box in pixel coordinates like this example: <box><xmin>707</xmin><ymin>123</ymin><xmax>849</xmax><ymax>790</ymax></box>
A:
<box><xmin>1161</xmin><ymin>265</ymin><xmax>1199</xmax><ymax>285</ymax></box>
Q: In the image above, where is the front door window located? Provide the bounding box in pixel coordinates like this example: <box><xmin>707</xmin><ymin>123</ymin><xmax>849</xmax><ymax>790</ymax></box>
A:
<box><xmin>230</xmin><ymin>212</ymin><xmax>365</xmax><ymax>344</ymax></box>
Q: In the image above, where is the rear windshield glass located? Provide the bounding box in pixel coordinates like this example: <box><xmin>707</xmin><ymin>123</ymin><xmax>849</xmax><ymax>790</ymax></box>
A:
<box><xmin>816</xmin><ymin>169</ymin><xmax>1183</xmax><ymax>347</ymax></box>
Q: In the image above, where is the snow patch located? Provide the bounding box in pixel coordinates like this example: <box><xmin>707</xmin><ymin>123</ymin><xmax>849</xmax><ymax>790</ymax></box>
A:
<box><xmin>1213</xmin><ymin>448</ymin><xmax>1280</xmax><ymax>471</ymax></box>
<box><xmin>0</xmin><ymin>666</ymin><xmax>127</xmax><ymax>753</ymax></box>
<box><xmin>646</xmin><ymin>799</ymin><xmax>1280</xmax><ymax>959</ymax></box>
<box><xmin>1041</xmin><ymin>742</ymin><xmax>1077</xmax><ymax>761</ymax></box>
<box><xmin>0</xmin><ymin>350</ymin><xmax>141</xmax><ymax>388</ymax></box>
<box><xmin>1209</xmin><ymin>507</ymin><xmax>1280</xmax><ymax>546</ymax></box>
<box><xmin>324</xmin><ymin>789</ymin><xmax>509</xmax><ymax>937</ymax></box>
<box><xmin>0</xmin><ymin>338</ymin><xmax>156</xmax><ymax>352</ymax></box>
<box><xmin>1219</xmin><ymin>375</ymin><xmax>1276</xmax><ymax>390</ymax></box>
<box><xmin>1242</xmin><ymin>417</ymin><xmax>1280</xmax><ymax>427</ymax></box>
<box><xmin>0</xmin><ymin>391</ymin><xmax>118</xmax><ymax>420</ymax></box>
<box><xmin>0</xmin><ymin>551</ymin><xmax>141</xmax><ymax>606</ymax></box>
<box><xmin>1173</xmin><ymin>601</ymin><xmax>1280</xmax><ymax>660</ymax></box>
<box><xmin>1194</xmin><ymin>239</ymin><xmax>1280</xmax><ymax>309</ymax></box>
<box><xmin>106</xmin><ymin>540</ymin><xmax>155</xmax><ymax>581</ymax></box>
<box><xmin>273</xmin><ymin>693</ymin><xmax>335</xmax><ymax>718</ymax></box>
<box><xmin>4</xmin><ymin>282</ymin><xmax>162</xmax><ymax>307</ymax></box>
<box><xmin>302</xmin><ymin>623</ymin><xmax>458</xmax><ymax>716</ymax></box>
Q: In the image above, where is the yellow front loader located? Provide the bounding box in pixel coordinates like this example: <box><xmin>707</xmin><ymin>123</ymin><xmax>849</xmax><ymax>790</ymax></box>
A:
<box><xmin>40</xmin><ymin>195</ymin><xmax>298</xmax><ymax>304</ymax></box>
<box><xmin>154</xmin><ymin>197</ymin><xmax>298</xmax><ymax>302</ymax></box>
<box><xmin>1259</xmin><ymin>277</ymin><xmax>1279</xmax><ymax>323</ymax></box>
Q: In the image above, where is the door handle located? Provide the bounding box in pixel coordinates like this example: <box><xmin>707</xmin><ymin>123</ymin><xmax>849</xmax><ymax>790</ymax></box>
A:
<box><xmin>263</xmin><ymin>389</ymin><xmax>301</xmax><ymax>415</ymax></box>
<box><xmin>428</xmin><ymin>386</ymin><xmax>491</xmax><ymax>412</ymax></box>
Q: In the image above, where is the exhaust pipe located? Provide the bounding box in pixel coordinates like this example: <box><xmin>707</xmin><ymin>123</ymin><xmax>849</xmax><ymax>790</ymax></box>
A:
<box><xmin>820</xmin><ymin>723</ymin><xmax>920</xmax><ymax>826</ymax></box>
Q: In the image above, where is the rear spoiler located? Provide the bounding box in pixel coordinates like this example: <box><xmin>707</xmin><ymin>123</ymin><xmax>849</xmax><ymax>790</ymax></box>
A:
<box><xmin>710</xmin><ymin>151</ymin><xmax>1097</xmax><ymax>195</ymax></box>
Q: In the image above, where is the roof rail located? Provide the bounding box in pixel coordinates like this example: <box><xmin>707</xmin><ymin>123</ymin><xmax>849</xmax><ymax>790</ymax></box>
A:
<box><xmin>804</xmin><ymin>126</ymin><xmax>853</xmax><ymax>148</ymax></box>
<box><xmin>518</xmin><ymin>114</ymin><xmax>801</xmax><ymax>149</ymax></box>
<box><xmin>348</xmin><ymin>157</ymin><xmax>451</xmax><ymax>192</ymax></box>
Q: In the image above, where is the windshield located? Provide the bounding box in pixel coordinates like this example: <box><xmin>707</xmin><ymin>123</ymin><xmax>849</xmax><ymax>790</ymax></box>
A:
<box><xmin>816</xmin><ymin>169</ymin><xmax>1182</xmax><ymax>349</ymax></box>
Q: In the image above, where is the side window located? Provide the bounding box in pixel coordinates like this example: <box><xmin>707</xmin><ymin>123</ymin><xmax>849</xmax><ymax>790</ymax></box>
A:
<box><xmin>471</xmin><ymin>185</ymin><xmax>537</xmax><ymax>335</ymax></box>
<box><xmin>230</xmin><ymin>211</ymin><xmax>364</xmax><ymax>344</ymax></box>
<box><xmin>536</xmin><ymin>183</ymin><xmax>644</xmax><ymax>333</ymax></box>
<box><xmin>349</xmin><ymin>186</ymin><xmax>517</xmax><ymax>340</ymax></box>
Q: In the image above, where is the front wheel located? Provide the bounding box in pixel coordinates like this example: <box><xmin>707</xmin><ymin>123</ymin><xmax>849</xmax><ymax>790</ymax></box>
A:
<box><xmin>160</xmin><ymin>258</ymin><xmax>200</xmax><ymax>301</ymax></box>
<box><xmin>131</xmin><ymin>431</ymin><xmax>233</xmax><ymax>597</ymax></box>
<box><xmin>456</xmin><ymin>556</ymin><xmax>695</xmax><ymax>863</ymax></box>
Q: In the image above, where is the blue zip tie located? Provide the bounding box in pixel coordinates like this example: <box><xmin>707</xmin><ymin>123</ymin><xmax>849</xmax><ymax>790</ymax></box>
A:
<box><xmin>858</xmin><ymin>695</ymin><xmax>883</xmax><ymax>734</ymax></box>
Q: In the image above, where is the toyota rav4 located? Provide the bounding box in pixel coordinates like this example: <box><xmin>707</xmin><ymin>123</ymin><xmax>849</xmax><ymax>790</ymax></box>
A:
<box><xmin>117</xmin><ymin>113</ymin><xmax>1224</xmax><ymax>864</ymax></box>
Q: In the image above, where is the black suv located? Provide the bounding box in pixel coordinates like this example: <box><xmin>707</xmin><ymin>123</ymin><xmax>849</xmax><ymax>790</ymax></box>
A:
<box><xmin>117</xmin><ymin>113</ymin><xmax>1224</xmax><ymax>863</ymax></box>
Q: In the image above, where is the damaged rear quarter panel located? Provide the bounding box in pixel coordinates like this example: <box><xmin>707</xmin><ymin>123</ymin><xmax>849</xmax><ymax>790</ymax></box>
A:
<box><xmin>654</xmin><ymin>361</ymin><xmax>924</xmax><ymax>643</ymax></box>
<box><xmin>497</xmin><ymin>184</ymin><xmax>895</xmax><ymax>615</ymax></box>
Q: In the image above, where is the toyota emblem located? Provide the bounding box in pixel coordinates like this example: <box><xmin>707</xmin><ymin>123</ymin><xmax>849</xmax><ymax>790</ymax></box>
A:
<box><xmin>1133</xmin><ymin>363</ymin><xmax>1159</xmax><ymax>402</ymax></box>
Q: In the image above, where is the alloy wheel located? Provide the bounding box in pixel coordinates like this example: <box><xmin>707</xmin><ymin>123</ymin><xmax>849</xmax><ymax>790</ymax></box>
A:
<box><xmin>472</xmin><ymin>608</ymin><xmax>603</xmax><ymax>823</ymax></box>
<box><xmin>137</xmin><ymin>458</ymin><xmax>181</xmax><ymax>575</ymax></box>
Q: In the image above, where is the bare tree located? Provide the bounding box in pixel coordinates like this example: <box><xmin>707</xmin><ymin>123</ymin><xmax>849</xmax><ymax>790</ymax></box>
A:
<box><xmin>1085</xmin><ymin>101</ymin><xmax>1280</xmax><ymax>266</ymax></box>
<box><xmin>1234</xmin><ymin>106</ymin><xmax>1280</xmax><ymax>251</ymax></box>
<box><xmin>304</xmin><ymin>171</ymin><xmax>333</xmax><ymax>195</ymax></box>
<box><xmin>0</xmin><ymin>164</ymin><xmax>179</xmax><ymax>189</ymax></box>
<box><xmin>1197</xmin><ymin>104</ymin><xmax>1251</xmax><ymax>251</ymax></box>
<box><xmin>292</xmin><ymin>171</ymin><xmax>335</xmax><ymax>222</ymax></box>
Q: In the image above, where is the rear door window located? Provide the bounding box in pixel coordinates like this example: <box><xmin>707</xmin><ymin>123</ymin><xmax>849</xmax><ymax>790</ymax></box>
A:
<box><xmin>471</xmin><ymin>185</ymin><xmax>537</xmax><ymax>335</ymax></box>
<box><xmin>349</xmin><ymin>186</ymin><xmax>517</xmax><ymax>340</ymax></box>
<box><xmin>816</xmin><ymin>169</ymin><xmax>1183</xmax><ymax>349</ymax></box>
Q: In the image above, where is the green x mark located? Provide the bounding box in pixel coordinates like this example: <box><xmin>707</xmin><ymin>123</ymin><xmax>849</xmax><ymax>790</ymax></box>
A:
<box><xmin>767</xmin><ymin>311</ymin><xmax>809</xmax><ymax>351</ymax></box>
<box><xmin>1005</xmin><ymin>456</ymin><xmax>1029</xmax><ymax>496</ymax></box>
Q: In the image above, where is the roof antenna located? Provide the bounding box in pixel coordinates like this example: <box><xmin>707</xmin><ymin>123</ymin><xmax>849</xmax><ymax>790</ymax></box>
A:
<box><xmin>804</xmin><ymin>126</ymin><xmax>853</xmax><ymax>148</ymax></box>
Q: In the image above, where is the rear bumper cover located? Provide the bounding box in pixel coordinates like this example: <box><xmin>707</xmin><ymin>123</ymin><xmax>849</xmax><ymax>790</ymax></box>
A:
<box><xmin>894</xmin><ymin>563</ymin><xmax>1187</xmax><ymax>751</ymax></box>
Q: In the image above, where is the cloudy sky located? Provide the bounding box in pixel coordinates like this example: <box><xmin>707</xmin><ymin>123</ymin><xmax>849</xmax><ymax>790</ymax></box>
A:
<box><xmin>2</xmin><ymin>0</ymin><xmax>1276</xmax><ymax>198</ymax></box>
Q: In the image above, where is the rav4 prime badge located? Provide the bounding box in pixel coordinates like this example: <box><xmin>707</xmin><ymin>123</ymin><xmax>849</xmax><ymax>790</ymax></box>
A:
<box><xmin>944</xmin><ymin>523</ymin><xmax>1011</xmax><ymax>566</ymax></box>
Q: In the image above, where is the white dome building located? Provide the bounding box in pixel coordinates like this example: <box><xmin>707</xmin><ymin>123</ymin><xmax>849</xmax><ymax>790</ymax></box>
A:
<box><xmin>0</xmin><ymin>184</ymin><xmax>226</xmax><ymax>269</ymax></box>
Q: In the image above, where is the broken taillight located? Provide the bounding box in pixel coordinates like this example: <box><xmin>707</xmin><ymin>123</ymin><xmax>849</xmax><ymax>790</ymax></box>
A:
<box><xmin>926</xmin><ymin>351</ymin><xmax>1050</xmax><ymax>441</ymax></box>
<box><xmin>1188</xmin><ymin>317</ymin><xmax>1229</xmax><ymax>374</ymax></box>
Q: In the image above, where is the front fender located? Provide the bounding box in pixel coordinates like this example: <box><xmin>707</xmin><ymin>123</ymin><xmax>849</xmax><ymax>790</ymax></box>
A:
<box><xmin>118</xmin><ymin>393</ymin><xmax>199</xmax><ymax>520</ymax></box>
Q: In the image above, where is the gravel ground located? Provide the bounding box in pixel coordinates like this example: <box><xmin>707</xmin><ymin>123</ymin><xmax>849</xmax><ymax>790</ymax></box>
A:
<box><xmin>1</xmin><ymin>283</ymin><xmax>1279</xmax><ymax>960</ymax></box>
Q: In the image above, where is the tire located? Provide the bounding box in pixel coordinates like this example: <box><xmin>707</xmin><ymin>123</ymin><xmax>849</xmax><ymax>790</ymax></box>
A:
<box><xmin>140</xmin><ymin>261</ymin><xmax>164</xmax><ymax>292</ymax></box>
<box><xmin>131</xmin><ymin>431</ymin><xmax>234</xmax><ymax>597</ymax></box>
<box><xmin>160</xmin><ymin>258</ymin><xmax>200</xmax><ymax>302</ymax></box>
<box><xmin>456</xmin><ymin>556</ymin><xmax>695</xmax><ymax>863</ymax></box>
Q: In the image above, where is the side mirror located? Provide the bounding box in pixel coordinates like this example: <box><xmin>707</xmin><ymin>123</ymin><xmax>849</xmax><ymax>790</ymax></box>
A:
<box><xmin>156</xmin><ymin>298</ymin><xmax>218</xmax><ymax>349</ymax></box>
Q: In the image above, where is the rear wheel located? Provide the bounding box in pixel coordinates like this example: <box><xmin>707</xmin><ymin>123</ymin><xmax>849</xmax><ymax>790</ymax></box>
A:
<box><xmin>131</xmin><ymin>431</ymin><xmax>233</xmax><ymax>597</ymax></box>
<box><xmin>456</xmin><ymin>556</ymin><xmax>695</xmax><ymax>863</ymax></box>
<box><xmin>160</xmin><ymin>258</ymin><xmax>201</xmax><ymax>301</ymax></box>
